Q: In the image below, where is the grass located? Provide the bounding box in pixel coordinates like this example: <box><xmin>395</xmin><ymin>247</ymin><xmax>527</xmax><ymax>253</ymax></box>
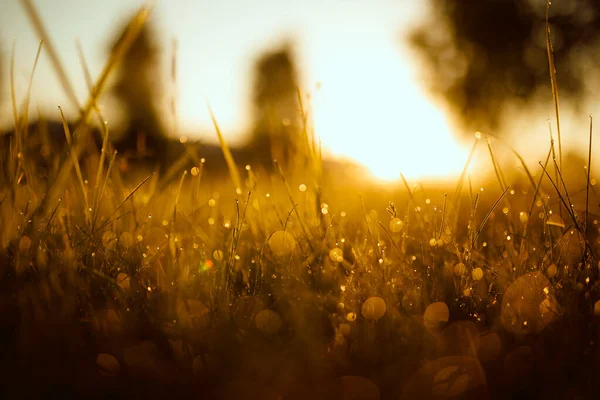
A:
<box><xmin>2</xmin><ymin>2</ymin><xmax>600</xmax><ymax>399</ymax></box>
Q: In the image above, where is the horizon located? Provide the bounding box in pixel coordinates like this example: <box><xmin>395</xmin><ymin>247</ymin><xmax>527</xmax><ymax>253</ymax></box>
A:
<box><xmin>0</xmin><ymin>0</ymin><xmax>472</xmax><ymax>181</ymax></box>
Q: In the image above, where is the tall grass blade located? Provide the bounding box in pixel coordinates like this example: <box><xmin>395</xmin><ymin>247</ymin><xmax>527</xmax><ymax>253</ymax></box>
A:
<box><xmin>207</xmin><ymin>105</ymin><xmax>242</xmax><ymax>193</ymax></box>
<box><xmin>546</xmin><ymin>0</ymin><xmax>562</xmax><ymax>172</ymax></box>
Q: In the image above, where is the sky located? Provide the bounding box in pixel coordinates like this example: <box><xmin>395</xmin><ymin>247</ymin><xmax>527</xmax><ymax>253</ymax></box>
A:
<box><xmin>0</xmin><ymin>0</ymin><xmax>472</xmax><ymax>181</ymax></box>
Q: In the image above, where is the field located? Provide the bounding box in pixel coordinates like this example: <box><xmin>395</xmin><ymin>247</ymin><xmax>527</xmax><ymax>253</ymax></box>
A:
<box><xmin>3</xmin><ymin>5</ymin><xmax>600</xmax><ymax>400</ymax></box>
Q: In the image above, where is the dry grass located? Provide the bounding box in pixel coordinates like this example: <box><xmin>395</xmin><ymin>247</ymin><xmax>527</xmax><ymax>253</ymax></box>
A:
<box><xmin>2</xmin><ymin>1</ymin><xmax>600</xmax><ymax>398</ymax></box>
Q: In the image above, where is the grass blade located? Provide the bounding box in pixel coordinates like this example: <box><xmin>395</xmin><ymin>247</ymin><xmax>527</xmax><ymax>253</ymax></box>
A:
<box><xmin>207</xmin><ymin>104</ymin><xmax>242</xmax><ymax>193</ymax></box>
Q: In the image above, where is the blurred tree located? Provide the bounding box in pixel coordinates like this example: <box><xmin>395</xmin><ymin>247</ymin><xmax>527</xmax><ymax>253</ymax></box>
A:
<box><xmin>249</xmin><ymin>42</ymin><xmax>306</xmax><ymax>167</ymax></box>
<box><xmin>109</xmin><ymin>18</ymin><xmax>168</xmax><ymax>166</ymax></box>
<box><xmin>407</xmin><ymin>0</ymin><xmax>600</xmax><ymax>136</ymax></box>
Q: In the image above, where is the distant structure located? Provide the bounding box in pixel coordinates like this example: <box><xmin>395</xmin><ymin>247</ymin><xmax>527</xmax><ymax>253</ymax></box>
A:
<box><xmin>109</xmin><ymin>18</ymin><xmax>169</xmax><ymax>168</ymax></box>
<box><xmin>408</xmin><ymin>0</ymin><xmax>600</xmax><ymax>136</ymax></box>
<box><xmin>249</xmin><ymin>43</ymin><xmax>307</xmax><ymax>168</ymax></box>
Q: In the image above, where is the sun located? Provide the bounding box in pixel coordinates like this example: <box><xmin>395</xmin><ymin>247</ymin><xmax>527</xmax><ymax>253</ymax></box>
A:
<box><xmin>310</xmin><ymin>42</ymin><xmax>471</xmax><ymax>182</ymax></box>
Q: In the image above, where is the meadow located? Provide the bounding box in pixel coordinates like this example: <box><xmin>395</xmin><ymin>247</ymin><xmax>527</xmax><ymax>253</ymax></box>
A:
<box><xmin>2</xmin><ymin>4</ymin><xmax>600</xmax><ymax>400</ymax></box>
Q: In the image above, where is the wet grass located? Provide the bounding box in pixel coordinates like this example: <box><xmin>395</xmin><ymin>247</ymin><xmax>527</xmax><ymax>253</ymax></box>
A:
<box><xmin>2</xmin><ymin>2</ymin><xmax>600</xmax><ymax>399</ymax></box>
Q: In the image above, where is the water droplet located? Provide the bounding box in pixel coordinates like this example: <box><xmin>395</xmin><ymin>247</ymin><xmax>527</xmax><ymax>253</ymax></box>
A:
<box><xmin>389</xmin><ymin>217</ymin><xmax>404</xmax><ymax>233</ymax></box>
<box><xmin>454</xmin><ymin>263</ymin><xmax>466</xmax><ymax>276</ymax></box>
<box><xmin>213</xmin><ymin>249</ymin><xmax>224</xmax><ymax>261</ymax></box>
<box><xmin>361</xmin><ymin>297</ymin><xmax>386</xmax><ymax>321</ymax></box>
<box><xmin>268</xmin><ymin>230</ymin><xmax>297</xmax><ymax>257</ymax></box>
<box><xmin>119</xmin><ymin>232</ymin><xmax>133</xmax><ymax>249</ymax></box>
<box><xmin>424</xmin><ymin>302</ymin><xmax>449</xmax><ymax>329</ymax></box>
<box><xmin>329</xmin><ymin>247</ymin><xmax>344</xmax><ymax>262</ymax></box>
<box><xmin>547</xmin><ymin>264</ymin><xmax>558</xmax><ymax>278</ymax></box>
<box><xmin>472</xmin><ymin>267</ymin><xmax>484</xmax><ymax>281</ymax></box>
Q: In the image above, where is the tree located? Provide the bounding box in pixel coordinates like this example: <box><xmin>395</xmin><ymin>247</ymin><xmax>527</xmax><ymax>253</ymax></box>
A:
<box><xmin>249</xmin><ymin>42</ymin><xmax>304</xmax><ymax>167</ymax></box>
<box><xmin>407</xmin><ymin>0</ymin><xmax>600</xmax><ymax>136</ymax></box>
<box><xmin>109</xmin><ymin>18</ymin><xmax>167</xmax><ymax>164</ymax></box>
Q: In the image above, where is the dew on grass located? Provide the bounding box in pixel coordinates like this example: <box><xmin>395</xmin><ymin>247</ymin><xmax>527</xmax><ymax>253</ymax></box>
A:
<box><xmin>213</xmin><ymin>249</ymin><xmax>224</xmax><ymax>261</ymax></box>
<box><xmin>299</xmin><ymin>184</ymin><xmax>307</xmax><ymax>192</ymax></box>
<box><xmin>539</xmin><ymin>296</ymin><xmax>559</xmax><ymax>327</ymax></box>
<box><xmin>268</xmin><ymin>230</ymin><xmax>297</xmax><ymax>257</ymax></box>
<box><xmin>96</xmin><ymin>353</ymin><xmax>120</xmax><ymax>377</ymax></box>
<box><xmin>424</xmin><ymin>302</ymin><xmax>450</xmax><ymax>329</ymax></box>
<box><xmin>361</xmin><ymin>297</ymin><xmax>386</xmax><ymax>321</ymax></box>
<box><xmin>118</xmin><ymin>232</ymin><xmax>133</xmax><ymax>249</ymax></box>
<box><xmin>501</xmin><ymin>272</ymin><xmax>555</xmax><ymax>335</ymax></box>
<box><xmin>472</xmin><ymin>268</ymin><xmax>484</xmax><ymax>281</ymax></box>
<box><xmin>347</xmin><ymin>312</ymin><xmax>357</xmax><ymax>322</ymax></box>
<box><xmin>389</xmin><ymin>217</ymin><xmax>404</xmax><ymax>233</ymax></box>
<box><xmin>330</xmin><ymin>247</ymin><xmax>344</xmax><ymax>262</ymax></box>
<box><xmin>429</xmin><ymin>238</ymin><xmax>437</xmax><ymax>247</ymax></box>
<box><xmin>547</xmin><ymin>264</ymin><xmax>558</xmax><ymax>278</ymax></box>
<box><xmin>454</xmin><ymin>263</ymin><xmax>466</xmax><ymax>276</ymax></box>
<box><xmin>519</xmin><ymin>212</ymin><xmax>528</xmax><ymax>224</ymax></box>
<box><xmin>255</xmin><ymin>309</ymin><xmax>282</xmax><ymax>334</ymax></box>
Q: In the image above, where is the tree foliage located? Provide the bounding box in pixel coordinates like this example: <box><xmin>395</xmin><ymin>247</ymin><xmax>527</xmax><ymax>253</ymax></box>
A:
<box><xmin>110</xmin><ymin>19</ymin><xmax>167</xmax><ymax>157</ymax></box>
<box><xmin>408</xmin><ymin>0</ymin><xmax>600</xmax><ymax>135</ymax></box>
<box><xmin>250</xmin><ymin>42</ymin><xmax>302</xmax><ymax>164</ymax></box>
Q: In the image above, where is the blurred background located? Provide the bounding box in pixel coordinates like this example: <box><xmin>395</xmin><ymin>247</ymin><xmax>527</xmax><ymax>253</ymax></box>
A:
<box><xmin>1</xmin><ymin>0</ymin><xmax>600</xmax><ymax>181</ymax></box>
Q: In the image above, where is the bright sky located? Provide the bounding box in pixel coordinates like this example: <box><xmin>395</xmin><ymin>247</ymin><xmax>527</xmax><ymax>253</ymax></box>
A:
<box><xmin>0</xmin><ymin>0</ymin><xmax>472</xmax><ymax>181</ymax></box>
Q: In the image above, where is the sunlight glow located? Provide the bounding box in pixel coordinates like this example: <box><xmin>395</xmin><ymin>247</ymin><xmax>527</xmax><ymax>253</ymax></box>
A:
<box><xmin>311</xmin><ymin>42</ymin><xmax>471</xmax><ymax>182</ymax></box>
